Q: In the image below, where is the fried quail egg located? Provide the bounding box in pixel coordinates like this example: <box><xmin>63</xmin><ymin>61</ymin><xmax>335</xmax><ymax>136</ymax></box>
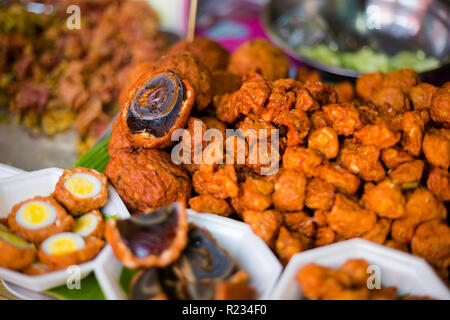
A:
<box><xmin>73</xmin><ymin>213</ymin><xmax>100</xmax><ymax>237</ymax></box>
<box><xmin>42</xmin><ymin>233</ymin><xmax>85</xmax><ymax>256</ymax></box>
<box><xmin>15</xmin><ymin>201</ymin><xmax>57</xmax><ymax>230</ymax></box>
<box><xmin>64</xmin><ymin>173</ymin><xmax>102</xmax><ymax>199</ymax></box>
<box><xmin>0</xmin><ymin>230</ymin><xmax>34</xmax><ymax>249</ymax></box>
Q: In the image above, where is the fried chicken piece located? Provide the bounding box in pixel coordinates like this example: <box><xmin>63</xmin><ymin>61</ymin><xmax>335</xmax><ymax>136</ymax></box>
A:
<box><xmin>354</xmin><ymin>124</ymin><xmax>401</xmax><ymax>149</ymax></box>
<box><xmin>381</xmin><ymin>147</ymin><xmax>415</xmax><ymax>170</ymax></box>
<box><xmin>338</xmin><ymin>139</ymin><xmax>385</xmax><ymax>182</ymax></box>
<box><xmin>314</xmin><ymin>227</ymin><xmax>336</xmax><ymax>247</ymax></box>
<box><xmin>192</xmin><ymin>164</ymin><xmax>239</xmax><ymax>200</ymax></box>
<box><xmin>371</xmin><ymin>87</ymin><xmax>410</xmax><ymax>114</ymax></box>
<box><xmin>211</xmin><ymin>70</ymin><xmax>242</xmax><ymax>96</ymax></box>
<box><xmin>401</xmin><ymin>111</ymin><xmax>425</xmax><ymax>156</ymax></box>
<box><xmin>382</xmin><ymin>69</ymin><xmax>419</xmax><ymax>93</ymax></box>
<box><xmin>303</xmin><ymin>81</ymin><xmax>339</xmax><ymax>106</ymax></box>
<box><xmin>335</xmin><ymin>81</ymin><xmax>355</xmax><ymax>103</ymax></box>
<box><xmin>315</xmin><ymin>162</ymin><xmax>361</xmax><ymax>195</ymax></box>
<box><xmin>310</xmin><ymin>110</ymin><xmax>330</xmax><ymax>129</ymax></box>
<box><xmin>234</xmin><ymin>176</ymin><xmax>274</xmax><ymax>213</ymax></box>
<box><xmin>411</xmin><ymin>220</ymin><xmax>450</xmax><ymax>268</ymax></box>
<box><xmin>388</xmin><ymin>160</ymin><xmax>424</xmax><ymax>186</ymax></box>
<box><xmin>294</xmin><ymin>88</ymin><xmax>320</xmax><ymax>113</ymax></box>
<box><xmin>308</xmin><ymin>127</ymin><xmax>339</xmax><ymax>159</ymax></box>
<box><xmin>297</xmin><ymin>66</ymin><xmax>321</xmax><ymax>83</ymax></box>
<box><xmin>108</xmin><ymin>117</ymin><xmax>133</xmax><ymax>157</ymax></box>
<box><xmin>283</xmin><ymin>212</ymin><xmax>316</xmax><ymax>237</ymax></box>
<box><xmin>273</xmin><ymin>168</ymin><xmax>306</xmax><ymax>212</ymax></box>
<box><xmin>275</xmin><ymin>226</ymin><xmax>309</xmax><ymax>265</ymax></box>
<box><xmin>168</xmin><ymin>37</ymin><xmax>230</xmax><ymax>72</ymax></box>
<box><xmin>409</xmin><ymin>83</ymin><xmax>438</xmax><ymax>110</ymax></box>
<box><xmin>362</xmin><ymin>218</ymin><xmax>392</xmax><ymax>244</ymax></box>
<box><xmin>391</xmin><ymin>218</ymin><xmax>418</xmax><ymax>244</ymax></box>
<box><xmin>369</xmin><ymin>287</ymin><xmax>399</xmax><ymax>300</ymax></box>
<box><xmin>313</xmin><ymin>210</ymin><xmax>328</xmax><ymax>228</ymax></box>
<box><xmin>423</xmin><ymin>128</ymin><xmax>450</xmax><ymax>169</ymax></box>
<box><xmin>105</xmin><ymin>149</ymin><xmax>191</xmax><ymax>213</ymax></box>
<box><xmin>271</xmin><ymin>109</ymin><xmax>311</xmax><ymax>146</ymax></box>
<box><xmin>305</xmin><ymin>178</ymin><xmax>335</xmax><ymax>211</ymax></box>
<box><xmin>228</xmin><ymin>39</ymin><xmax>290</xmax><ymax>81</ymax></box>
<box><xmin>427</xmin><ymin>167</ymin><xmax>450</xmax><ymax>201</ymax></box>
<box><xmin>384</xmin><ymin>240</ymin><xmax>409</xmax><ymax>252</ymax></box>
<box><xmin>339</xmin><ymin>259</ymin><xmax>370</xmax><ymax>287</ymax></box>
<box><xmin>327</xmin><ymin>193</ymin><xmax>377</xmax><ymax>239</ymax></box>
<box><xmin>430</xmin><ymin>82</ymin><xmax>450</xmax><ymax>128</ymax></box>
<box><xmin>242</xmin><ymin>209</ymin><xmax>282</xmax><ymax>248</ymax></box>
<box><xmin>356</xmin><ymin>72</ymin><xmax>384</xmax><ymax>100</ymax></box>
<box><xmin>188</xmin><ymin>194</ymin><xmax>233</xmax><ymax>216</ymax></box>
<box><xmin>362</xmin><ymin>179</ymin><xmax>405</xmax><ymax>219</ymax></box>
<box><xmin>236</xmin><ymin>113</ymin><xmax>277</xmax><ymax>142</ymax></box>
<box><xmin>282</xmin><ymin>146</ymin><xmax>323</xmax><ymax>178</ymax></box>
<box><xmin>323</xmin><ymin>103</ymin><xmax>363</xmax><ymax>136</ymax></box>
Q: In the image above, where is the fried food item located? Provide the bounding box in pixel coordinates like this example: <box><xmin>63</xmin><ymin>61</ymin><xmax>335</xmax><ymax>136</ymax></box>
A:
<box><xmin>54</xmin><ymin>167</ymin><xmax>108</xmax><ymax>216</ymax></box>
<box><xmin>327</xmin><ymin>194</ymin><xmax>377</xmax><ymax>239</ymax></box>
<box><xmin>8</xmin><ymin>196</ymin><xmax>74</xmax><ymax>243</ymax></box>
<box><xmin>23</xmin><ymin>262</ymin><xmax>52</xmax><ymax>276</ymax></box>
<box><xmin>305</xmin><ymin>178</ymin><xmax>335</xmax><ymax>211</ymax></box>
<box><xmin>108</xmin><ymin>117</ymin><xmax>133</xmax><ymax>157</ymax></box>
<box><xmin>372</xmin><ymin>86</ymin><xmax>410</xmax><ymax>114</ymax></box>
<box><xmin>314</xmin><ymin>227</ymin><xmax>336</xmax><ymax>247</ymax></box>
<box><xmin>38</xmin><ymin>233</ymin><xmax>104</xmax><ymax>270</ymax></box>
<box><xmin>422</xmin><ymin>128</ymin><xmax>450</xmax><ymax>168</ymax></box>
<box><xmin>315</xmin><ymin>162</ymin><xmax>361</xmax><ymax>195</ymax></box>
<box><xmin>275</xmin><ymin>226</ymin><xmax>310</xmax><ymax>265</ymax></box>
<box><xmin>297</xmin><ymin>66</ymin><xmax>321</xmax><ymax>83</ymax></box>
<box><xmin>339</xmin><ymin>259</ymin><xmax>370</xmax><ymax>287</ymax></box>
<box><xmin>233</xmin><ymin>176</ymin><xmax>273</xmax><ymax>213</ymax></box>
<box><xmin>105</xmin><ymin>203</ymin><xmax>187</xmax><ymax>269</ymax></box>
<box><xmin>411</xmin><ymin>220</ymin><xmax>450</xmax><ymax>268</ymax></box>
<box><xmin>335</xmin><ymin>81</ymin><xmax>355</xmax><ymax>103</ymax></box>
<box><xmin>404</xmin><ymin>188</ymin><xmax>447</xmax><ymax>223</ymax></box>
<box><xmin>427</xmin><ymin>167</ymin><xmax>450</xmax><ymax>201</ymax></box>
<box><xmin>105</xmin><ymin>148</ymin><xmax>191</xmax><ymax>213</ymax></box>
<box><xmin>283</xmin><ymin>212</ymin><xmax>316</xmax><ymax>237</ymax></box>
<box><xmin>391</xmin><ymin>218</ymin><xmax>418</xmax><ymax>244</ymax></box>
<box><xmin>211</xmin><ymin>70</ymin><xmax>242</xmax><ymax>96</ymax></box>
<box><xmin>388</xmin><ymin>160</ymin><xmax>424</xmax><ymax>186</ymax></box>
<box><xmin>362</xmin><ymin>179</ymin><xmax>405</xmax><ymax>219</ymax></box>
<box><xmin>72</xmin><ymin>209</ymin><xmax>104</xmax><ymax>238</ymax></box>
<box><xmin>192</xmin><ymin>164</ymin><xmax>239</xmax><ymax>200</ymax></box>
<box><xmin>308</xmin><ymin>127</ymin><xmax>339</xmax><ymax>159</ymax></box>
<box><xmin>188</xmin><ymin>194</ymin><xmax>233</xmax><ymax>216</ymax></box>
<box><xmin>356</xmin><ymin>72</ymin><xmax>384</xmax><ymax>100</ymax></box>
<box><xmin>0</xmin><ymin>227</ymin><xmax>36</xmax><ymax>270</ymax></box>
<box><xmin>384</xmin><ymin>240</ymin><xmax>409</xmax><ymax>252</ymax></box>
<box><xmin>382</xmin><ymin>69</ymin><xmax>419</xmax><ymax>93</ymax></box>
<box><xmin>282</xmin><ymin>147</ymin><xmax>323</xmax><ymax>178</ymax></box>
<box><xmin>362</xmin><ymin>218</ymin><xmax>392</xmax><ymax>244</ymax></box>
<box><xmin>401</xmin><ymin>111</ymin><xmax>425</xmax><ymax>156</ymax></box>
<box><xmin>354</xmin><ymin>124</ymin><xmax>401</xmax><ymax>149</ymax></box>
<box><xmin>430</xmin><ymin>82</ymin><xmax>450</xmax><ymax>128</ymax></box>
<box><xmin>168</xmin><ymin>37</ymin><xmax>230</xmax><ymax>72</ymax></box>
<box><xmin>380</xmin><ymin>147</ymin><xmax>415</xmax><ymax>169</ymax></box>
<box><xmin>272</xmin><ymin>169</ymin><xmax>306</xmax><ymax>212</ymax></box>
<box><xmin>242</xmin><ymin>209</ymin><xmax>282</xmax><ymax>248</ymax></box>
<box><xmin>409</xmin><ymin>83</ymin><xmax>438</xmax><ymax>110</ymax></box>
<box><xmin>323</xmin><ymin>103</ymin><xmax>363</xmax><ymax>136</ymax></box>
<box><xmin>228</xmin><ymin>39</ymin><xmax>290</xmax><ymax>81</ymax></box>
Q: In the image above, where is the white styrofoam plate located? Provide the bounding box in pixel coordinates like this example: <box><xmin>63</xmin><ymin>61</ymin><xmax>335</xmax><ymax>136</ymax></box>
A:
<box><xmin>270</xmin><ymin>238</ymin><xmax>450</xmax><ymax>300</ymax></box>
<box><xmin>94</xmin><ymin>210</ymin><xmax>283</xmax><ymax>300</ymax></box>
<box><xmin>0</xmin><ymin>167</ymin><xmax>130</xmax><ymax>292</ymax></box>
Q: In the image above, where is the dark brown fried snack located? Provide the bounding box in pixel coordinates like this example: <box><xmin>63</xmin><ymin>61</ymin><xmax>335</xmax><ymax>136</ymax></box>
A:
<box><xmin>188</xmin><ymin>194</ymin><xmax>233</xmax><ymax>216</ymax></box>
<box><xmin>192</xmin><ymin>164</ymin><xmax>239</xmax><ymax>200</ymax></box>
<box><xmin>430</xmin><ymin>82</ymin><xmax>450</xmax><ymax>128</ymax></box>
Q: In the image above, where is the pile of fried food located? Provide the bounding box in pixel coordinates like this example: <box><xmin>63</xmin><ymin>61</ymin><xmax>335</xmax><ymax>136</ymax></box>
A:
<box><xmin>105</xmin><ymin>203</ymin><xmax>256</xmax><ymax>300</ymax></box>
<box><xmin>105</xmin><ymin>36</ymin><xmax>450</xmax><ymax>284</ymax></box>
<box><xmin>296</xmin><ymin>259</ymin><xmax>432</xmax><ymax>300</ymax></box>
<box><xmin>0</xmin><ymin>167</ymin><xmax>107</xmax><ymax>273</ymax></box>
<box><xmin>0</xmin><ymin>0</ymin><xmax>169</xmax><ymax>153</ymax></box>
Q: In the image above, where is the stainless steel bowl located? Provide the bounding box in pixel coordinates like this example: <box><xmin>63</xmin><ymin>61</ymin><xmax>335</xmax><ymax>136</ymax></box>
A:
<box><xmin>262</xmin><ymin>0</ymin><xmax>450</xmax><ymax>84</ymax></box>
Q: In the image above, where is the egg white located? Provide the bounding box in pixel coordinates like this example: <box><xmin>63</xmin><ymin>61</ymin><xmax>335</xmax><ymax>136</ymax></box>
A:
<box><xmin>42</xmin><ymin>232</ymin><xmax>85</xmax><ymax>256</ymax></box>
<box><xmin>73</xmin><ymin>213</ymin><xmax>99</xmax><ymax>237</ymax></box>
<box><xmin>16</xmin><ymin>201</ymin><xmax>57</xmax><ymax>230</ymax></box>
<box><xmin>64</xmin><ymin>173</ymin><xmax>102</xmax><ymax>199</ymax></box>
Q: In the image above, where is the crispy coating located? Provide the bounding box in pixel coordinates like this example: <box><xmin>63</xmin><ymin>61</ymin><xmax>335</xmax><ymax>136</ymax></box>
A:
<box><xmin>272</xmin><ymin>169</ymin><xmax>306</xmax><ymax>212</ymax></box>
<box><xmin>409</xmin><ymin>83</ymin><xmax>438</xmax><ymax>110</ymax></box>
<box><xmin>188</xmin><ymin>194</ymin><xmax>233</xmax><ymax>216</ymax></box>
<box><xmin>303</xmin><ymin>81</ymin><xmax>338</xmax><ymax>106</ymax></box>
<box><xmin>362</xmin><ymin>218</ymin><xmax>392</xmax><ymax>244</ymax></box>
<box><xmin>105</xmin><ymin>149</ymin><xmax>191</xmax><ymax>213</ymax></box>
<box><xmin>54</xmin><ymin>167</ymin><xmax>108</xmax><ymax>216</ymax></box>
<box><xmin>211</xmin><ymin>70</ymin><xmax>242</xmax><ymax>96</ymax></box>
<box><xmin>72</xmin><ymin>209</ymin><xmax>104</xmax><ymax>238</ymax></box>
<box><xmin>282</xmin><ymin>146</ymin><xmax>323</xmax><ymax>178</ymax></box>
<box><xmin>427</xmin><ymin>167</ymin><xmax>450</xmax><ymax>201</ymax></box>
<box><xmin>338</xmin><ymin>139</ymin><xmax>385</xmax><ymax>182</ymax></box>
<box><xmin>314</xmin><ymin>227</ymin><xmax>336</xmax><ymax>247</ymax></box>
<box><xmin>356</xmin><ymin>72</ymin><xmax>384</xmax><ymax>100</ymax></box>
<box><xmin>323</xmin><ymin>103</ymin><xmax>363</xmax><ymax>136</ymax></box>
<box><xmin>275</xmin><ymin>226</ymin><xmax>308</xmax><ymax>265</ymax></box>
<box><xmin>0</xmin><ymin>229</ymin><xmax>36</xmax><ymax>270</ymax></box>
<box><xmin>382</xmin><ymin>69</ymin><xmax>419</xmax><ymax>93</ymax></box>
<box><xmin>305</xmin><ymin>178</ymin><xmax>335</xmax><ymax>211</ymax></box>
<box><xmin>308</xmin><ymin>127</ymin><xmax>339</xmax><ymax>159</ymax></box>
<box><xmin>283</xmin><ymin>212</ymin><xmax>316</xmax><ymax>237</ymax></box>
<box><xmin>228</xmin><ymin>39</ymin><xmax>290</xmax><ymax>81</ymax></box>
<box><xmin>371</xmin><ymin>86</ymin><xmax>410</xmax><ymax>114</ymax></box>
<box><xmin>404</xmin><ymin>188</ymin><xmax>446</xmax><ymax>223</ymax></box>
<box><xmin>381</xmin><ymin>147</ymin><xmax>414</xmax><ymax>170</ymax></box>
<box><xmin>391</xmin><ymin>218</ymin><xmax>418</xmax><ymax>244</ymax></box>
<box><xmin>242</xmin><ymin>209</ymin><xmax>282</xmax><ymax>248</ymax></box>
<box><xmin>423</xmin><ymin>128</ymin><xmax>450</xmax><ymax>168</ymax></box>
<box><xmin>108</xmin><ymin>117</ymin><xmax>133</xmax><ymax>157</ymax></box>
<box><xmin>38</xmin><ymin>236</ymin><xmax>104</xmax><ymax>270</ymax></box>
<box><xmin>315</xmin><ymin>162</ymin><xmax>361</xmax><ymax>195</ymax></box>
<box><xmin>335</xmin><ymin>81</ymin><xmax>355</xmax><ymax>103</ymax></box>
<box><xmin>354</xmin><ymin>124</ymin><xmax>401</xmax><ymax>149</ymax></box>
<box><xmin>313</xmin><ymin>210</ymin><xmax>328</xmax><ymax>228</ymax></box>
<box><xmin>411</xmin><ymin>220</ymin><xmax>450</xmax><ymax>268</ymax></box>
<box><xmin>8</xmin><ymin>196</ymin><xmax>74</xmax><ymax>243</ymax></box>
<box><xmin>236</xmin><ymin>114</ymin><xmax>277</xmax><ymax>142</ymax></box>
<box><xmin>297</xmin><ymin>67</ymin><xmax>321</xmax><ymax>83</ymax></box>
<box><xmin>168</xmin><ymin>37</ymin><xmax>230</xmax><ymax>72</ymax></box>
<box><xmin>401</xmin><ymin>111</ymin><xmax>425</xmax><ymax>156</ymax></box>
<box><xmin>234</xmin><ymin>176</ymin><xmax>273</xmax><ymax>214</ymax></box>
<box><xmin>388</xmin><ymin>160</ymin><xmax>424</xmax><ymax>185</ymax></box>
<box><xmin>362</xmin><ymin>179</ymin><xmax>405</xmax><ymax>219</ymax></box>
<box><xmin>327</xmin><ymin>193</ymin><xmax>377</xmax><ymax>239</ymax></box>
<box><xmin>23</xmin><ymin>262</ymin><xmax>52</xmax><ymax>276</ymax></box>
<box><xmin>384</xmin><ymin>240</ymin><xmax>409</xmax><ymax>252</ymax></box>
<box><xmin>272</xmin><ymin>109</ymin><xmax>311</xmax><ymax>146</ymax></box>
<box><xmin>192</xmin><ymin>164</ymin><xmax>238</xmax><ymax>200</ymax></box>
<box><xmin>310</xmin><ymin>110</ymin><xmax>330</xmax><ymax>129</ymax></box>
<box><xmin>430</xmin><ymin>82</ymin><xmax>450</xmax><ymax>127</ymax></box>
<box><xmin>339</xmin><ymin>259</ymin><xmax>370</xmax><ymax>287</ymax></box>
<box><xmin>152</xmin><ymin>52</ymin><xmax>212</xmax><ymax>110</ymax></box>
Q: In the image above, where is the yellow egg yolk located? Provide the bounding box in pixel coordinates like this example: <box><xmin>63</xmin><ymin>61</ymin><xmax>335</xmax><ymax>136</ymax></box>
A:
<box><xmin>73</xmin><ymin>215</ymin><xmax>94</xmax><ymax>234</ymax></box>
<box><xmin>21</xmin><ymin>202</ymin><xmax>52</xmax><ymax>226</ymax></box>
<box><xmin>48</xmin><ymin>237</ymin><xmax>79</xmax><ymax>256</ymax></box>
<box><xmin>65</xmin><ymin>176</ymin><xmax>95</xmax><ymax>196</ymax></box>
<box><xmin>0</xmin><ymin>230</ymin><xmax>33</xmax><ymax>248</ymax></box>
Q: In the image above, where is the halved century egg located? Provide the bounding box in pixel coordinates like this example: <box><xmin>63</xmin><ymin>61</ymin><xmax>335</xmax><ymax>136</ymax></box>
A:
<box><xmin>8</xmin><ymin>196</ymin><xmax>74</xmax><ymax>243</ymax></box>
<box><xmin>54</xmin><ymin>167</ymin><xmax>108</xmax><ymax>216</ymax></box>
<box><xmin>72</xmin><ymin>209</ymin><xmax>104</xmax><ymax>238</ymax></box>
<box><xmin>0</xmin><ymin>226</ymin><xmax>36</xmax><ymax>270</ymax></box>
<box><xmin>38</xmin><ymin>232</ymin><xmax>104</xmax><ymax>270</ymax></box>
<box><xmin>105</xmin><ymin>202</ymin><xmax>188</xmax><ymax>269</ymax></box>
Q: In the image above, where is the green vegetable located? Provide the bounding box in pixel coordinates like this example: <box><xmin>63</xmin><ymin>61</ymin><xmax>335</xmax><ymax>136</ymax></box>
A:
<box><xmin>119</xmin><ymin>268</ymin><xmax>139</xmax><ymax>295</ymax></box>
<box><xmin>45</xmin><ymin>273</ymin><xmax>105</xmax><ymax>300</ymax></box>
<box><xmin>73</xmin><ymin>136</ymin><xmax>111</xmax><ymax>173</ymax></box>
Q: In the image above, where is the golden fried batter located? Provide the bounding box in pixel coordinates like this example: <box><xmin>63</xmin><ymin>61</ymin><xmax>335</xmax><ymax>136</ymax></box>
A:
<box><xmin>272</xmin><ymin>169</ymin><xmax>306</xmax><ymax>212</ymax></box>
<box><xmin>242</xmin><ymin>209</ymin><xmax>282</xmax><ymax>248</ymax></box>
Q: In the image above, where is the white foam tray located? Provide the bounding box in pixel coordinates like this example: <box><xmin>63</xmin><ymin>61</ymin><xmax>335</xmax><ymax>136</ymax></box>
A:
<box><xmin>270</xmin><ymin>238</ymin><xmax>450</xmax><ymax>300</ymax></box>
<box><xmin>0</xmin><ymin>167</ymin><xmax>130</xmax><ymax>292</ymax></box>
